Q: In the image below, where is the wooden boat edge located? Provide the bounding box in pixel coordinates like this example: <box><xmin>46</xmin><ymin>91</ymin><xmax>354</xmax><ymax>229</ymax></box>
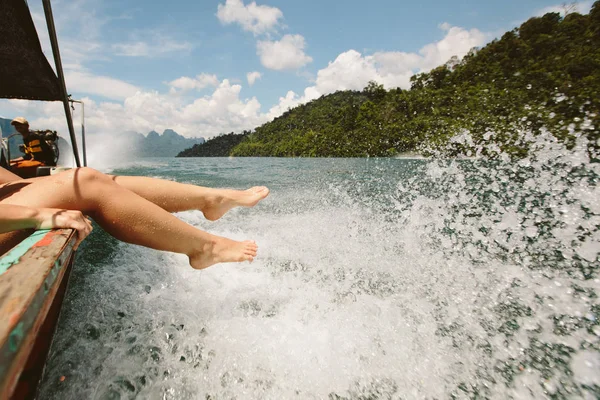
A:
<box><xmin>0</xmin><ymin>228</ymin><xmax>77</xmax><ymax>399</ymax></box>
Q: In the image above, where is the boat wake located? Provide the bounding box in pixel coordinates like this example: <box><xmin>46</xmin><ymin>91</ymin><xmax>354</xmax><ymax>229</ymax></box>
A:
<box><xmin>39</xmin><ymin>129</ymin><xmax>599</xmax><ymax>399</ymax></box>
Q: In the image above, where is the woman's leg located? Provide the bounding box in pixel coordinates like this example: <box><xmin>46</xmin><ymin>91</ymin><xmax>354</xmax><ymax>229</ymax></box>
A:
<box><xmin>108</xmin><ymin>175</ymin><xmax>269</xmax><ymax>220</ymax></box>
<box><xmin>0</xmin><ymin>166</ymin><xmax>22</xmax><ymax>184</ymax></box>
<box><xmin>0</xmin><ymin>168</ymin><xmax>258</xmax><ymax>269</ymax></box>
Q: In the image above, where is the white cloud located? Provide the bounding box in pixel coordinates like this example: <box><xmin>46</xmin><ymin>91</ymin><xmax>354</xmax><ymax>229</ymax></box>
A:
<box><xmin>371</xmin><ymin>51</ymin><xmax>422</xmax><ymax>88</ymax></box>
<box><xmin>91</xmin><ymin>80</ymin><xmax>269</xmax><ymax>138</ymax></box>
<box><xmin>179</xmin><ymin>80</ymin><xmax>264</xmax><ymax>125</ymax></box>
<box><xmin>535</xmin><ymin>1</ymin><xmax>593</xmax><ymax>16</ymax></box>
<box><xmin>265</xmin><ymin>24</ymin><xmax>488</xmax><ymax>117</ymax></box>
<box><xmin>26</xmin><ymin>21</ymin><xmax>485</xmax><ymax>144</ymax></box>
<box><xmin>266</xmin><ymin>90</ymin><xmax>302</xmax><ymax>119</ymax></box>
<box><xmin>0</xmin><ymin>0</ymin><xmax>267</xmax><ymax>151</ymax></box>
<box><xmin>310</xmin><ymin>50</ymin><xmax>379</xmax><ymax>93</ymax></box>
<box><xmin>3</xmin><ymin>0</ymin><xmax>272</xmax><ymax>156</ymax></box>
<box><xmin>112</xmin><ymin>37</ymin><xmax>193</xmax><ymax>57</ymax></box>
<box><xmin>419</xmin><ymin>25</ymin><xmax>487</xmax><ymax>71</ymax></box>
<box><xmin>32</xmin><ymin>1</ymin><xmax>193</xmax><ymax>63</ymax></box>
<box><xmin>30</xmin><ymin>2</ymin><xmax>107</xmax><ymax>68</ymax></box>
<box><xmin>438</xmin><ymin>22</ymin><xmax>452</xmax><ymax>31</ymax></box>
<box><xmin>1</xmin><ymin>78</ymin><xmax>270</xmax><ymax>153</ymax></box>
<box><xmin>216</xmin><ymin>0</ymin><xmax>283</xmax><ymax>35</ymax></box>
<box><xmin>256</xmin><ymin>34</ymin><xmax>312</xmax><ymax>70</ymax></box>
<box><xmin>247</xmin><ymin>71</ymin><xmax>262</xmax><ymax>86</ymax></box>
<box><xmin>216</xmin><ymin>0</ymin><xmax>312</xmax><ymax>73</ymax></box>
<box><xmin>65</xmin><ymin>70</ymin><xmax>140</xmax><ymax>100</ymax></box>
<box><xmin>168</xmin><ymin>74</ymin><xmax>220</xmax><ymax>92</ymax></box>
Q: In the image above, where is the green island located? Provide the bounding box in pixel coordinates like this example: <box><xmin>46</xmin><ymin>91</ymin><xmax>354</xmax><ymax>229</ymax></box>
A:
<box><xmin>178</xmin><ymin>3</ymin><xmax>600</xmax><ymax>159</ymax></box>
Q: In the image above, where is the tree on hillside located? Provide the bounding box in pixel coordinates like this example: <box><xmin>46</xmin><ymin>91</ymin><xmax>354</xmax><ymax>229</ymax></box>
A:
<box><xmin>187</xmin><ymin>2</ymin><xmax>600</xmax><ymax>159</ymax></box>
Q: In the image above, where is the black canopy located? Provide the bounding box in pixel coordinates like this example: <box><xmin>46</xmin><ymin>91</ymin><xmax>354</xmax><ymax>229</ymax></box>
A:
<box><xmin>0</xmin><ymin>0</ymin><xmax>62</xmax><ymax>101</ymax></box>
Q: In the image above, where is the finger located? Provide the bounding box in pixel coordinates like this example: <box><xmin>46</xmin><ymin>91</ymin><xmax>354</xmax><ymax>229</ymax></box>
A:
<box><xmin>71</xmin><ymin>212</ymin><xmax>92</xmax><ymax>234</ymax></box>
<box><xmin>75</xmin><ymin>213</ymin><xmax>92</xmax><ymax>229</ymax></box>
<box><xmin>72</xmin><ymin>220</ymin><xmax>91</xmax><ymax>250</ymax></box>
<box><xmin>73</xmin><ymin>229</ymin><xmax>90</xmax><ymax>250</ymax></box>
<box><xmin>73</xmin><ymin>227</ymin><xmax>85</xmax><ymax>250</ymax></box>
<box><xmin>78</xmin><ymin>221</ymin><xmax>92</xmax><ymax>239</ymax></box>
<box><xmin>79</xmin><ymin>216</ymin><xmax>91</xmax><ymax>233</ymax></box>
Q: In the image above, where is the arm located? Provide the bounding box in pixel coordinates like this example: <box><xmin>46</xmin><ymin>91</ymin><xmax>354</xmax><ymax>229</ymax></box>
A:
<box><xmin>0</xmin><ymin>204</ymin><xmax>93</xmax><ymax>250</ymax></box>
<box><xmin>0</xmin><ymin>204</ymin><xmax>39</xmax><ymax>232</ymax></box>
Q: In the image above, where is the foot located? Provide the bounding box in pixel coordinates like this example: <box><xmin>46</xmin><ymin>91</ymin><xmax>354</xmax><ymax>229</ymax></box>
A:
<box><xmin>189</xmin><ymin>237</ymin><xmax>258</xmax><ymax>270</ymax></box>
<box><xmin>202</xmin><ymin>186</ymin><xmax>270</xmax><ymax>221</ymax></box>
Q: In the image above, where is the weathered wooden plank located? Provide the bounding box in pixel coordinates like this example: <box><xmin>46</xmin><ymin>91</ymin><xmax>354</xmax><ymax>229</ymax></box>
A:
<box><xmin>14</xmin><ymin>252</ymin><xmax>74</xmax><ymax>399</ymax></box>
<box><xmin>0</xmin><ymin>230</ymin><xmax>50</xmax><ymax>276</ymax></box>
<box><xmin>0</xmin><ymin>229</ymin><xmax>77</xmax><ymax>399</ymax></box>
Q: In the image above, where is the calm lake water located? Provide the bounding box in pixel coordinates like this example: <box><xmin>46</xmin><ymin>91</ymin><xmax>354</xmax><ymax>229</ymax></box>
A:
<box><xmin>38</xmin><ymin>149</ymin><xmax>599</xmax><ymax>399</ymax></box>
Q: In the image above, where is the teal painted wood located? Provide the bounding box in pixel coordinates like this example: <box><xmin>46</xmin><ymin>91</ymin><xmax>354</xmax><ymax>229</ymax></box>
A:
<box><xmin>0</xmin><ymin>257</ymin><xmax>66</xmax><ymax>379</ymax></box>
<box><xmin>0</xmin><ymin>230</ymin><xmax>51</xmax><ymax>275</ymax></box>
<box><xmin>0</xmin><ymin>229</ymin><xmax>76</xmax><ymax>397</ymax></box>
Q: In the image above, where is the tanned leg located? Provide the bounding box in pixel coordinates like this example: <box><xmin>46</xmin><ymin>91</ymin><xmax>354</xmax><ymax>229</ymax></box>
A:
<box><xmin>0</xmin><ymin>168</ymin><xmax>258</xmax><ymax>269</ymax></box>
<box><xmin>0</xmin><ymin>166</ymin><xmax>22</xmax><ymax>184</ymax></box>
<box><xmin>108</xmin><ymin>175</ymin><xmax>269</xmax><ymax>220</ymax></box>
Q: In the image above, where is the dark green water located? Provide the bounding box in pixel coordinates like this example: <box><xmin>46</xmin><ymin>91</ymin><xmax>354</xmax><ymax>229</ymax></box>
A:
<box><xmin>38</xmin><ymin>151</ymin><xmax>599</xmax><ymax>399</ymax></box>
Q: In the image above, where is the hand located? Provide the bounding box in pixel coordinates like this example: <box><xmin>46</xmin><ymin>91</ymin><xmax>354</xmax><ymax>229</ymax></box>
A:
<box><xmin>35</xmin><ymin>208</ymin><xmax>93</xmax><ymax>250</ymax></box>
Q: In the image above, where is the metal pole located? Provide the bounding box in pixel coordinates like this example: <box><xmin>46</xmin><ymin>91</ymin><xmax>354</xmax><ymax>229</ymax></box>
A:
<box><xmin>81</xmin><ymin>101</ymin><xmax>86</xmax><ymax>166</ymax></box>
<box><xmin>70</xmin><ymin>100</ymin><xmax>87</xmax><ymax>167</ymax></box>
<box><xmin>42</xmin><ymin>0</ymin><xmax>81</xmax><ymax>167</ymax></box>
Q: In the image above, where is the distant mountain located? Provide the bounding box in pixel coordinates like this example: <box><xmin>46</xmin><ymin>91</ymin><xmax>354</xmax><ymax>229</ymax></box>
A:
<box><xmin>128</xmin><ymin>129</ymin><xmax>205</xmax><ymax>157</ymax></box>
<box><xmin>1</xmin><ymin>118</ymin><xmax>205</xmax><ymax>160</ymax></box>
<box><xmin>0</xmin><ymin>117</ymin><xmax>21</xmax><ymax>155</ymax></box>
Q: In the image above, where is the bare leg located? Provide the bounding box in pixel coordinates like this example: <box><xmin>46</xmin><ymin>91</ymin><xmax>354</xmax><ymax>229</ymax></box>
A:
<box><xmin>0</xmin><ymin>168</ymin><xmax>258</xmax><ymax>269</ymax></box>
<box><xmin>0</xmin><ymin>166</ymin><xmax>22</xmax><ymax>184</ymax></box>
<box><xmin>108</xmin><ymin>175</ymin><xmax>269</xmax><ymax>220</ymax></box>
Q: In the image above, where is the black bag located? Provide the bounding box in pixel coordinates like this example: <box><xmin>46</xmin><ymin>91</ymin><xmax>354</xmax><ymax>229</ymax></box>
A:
<box><xmin>33</xmin><ymin>129</ymin><xmax>59</xmax><ymax>165</ymax></box>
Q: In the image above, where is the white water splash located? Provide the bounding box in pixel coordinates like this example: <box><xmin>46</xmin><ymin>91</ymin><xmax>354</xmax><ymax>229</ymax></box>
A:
<box><xmin>39</xmin><ymin>127</ymin><xmax>599</xmax><ymax>399</ymax></box>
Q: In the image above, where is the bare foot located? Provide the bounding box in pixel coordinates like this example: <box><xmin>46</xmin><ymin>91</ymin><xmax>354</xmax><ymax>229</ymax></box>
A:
<box><xmin>189</xmin><ymin>237</ymin><xmax>258</xmax><ymax>269</ymax></box>
<box><xmin>202</xmin><ymin>186</ymin><xmax>270</xmax><ymax>221</ymax></box>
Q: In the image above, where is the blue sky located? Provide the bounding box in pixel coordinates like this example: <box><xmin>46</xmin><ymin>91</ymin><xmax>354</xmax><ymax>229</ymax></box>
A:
<box><xmin>0</xmin><ymin>0</ymin><xmax>593</xmax><ymax>139</ymax></box>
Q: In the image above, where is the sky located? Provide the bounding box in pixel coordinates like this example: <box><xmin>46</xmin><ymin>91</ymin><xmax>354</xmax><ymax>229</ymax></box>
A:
<box><xmin>0</xmin><ymin>0</ymin><xmax>594</xmax><ymax>140</ymax></box>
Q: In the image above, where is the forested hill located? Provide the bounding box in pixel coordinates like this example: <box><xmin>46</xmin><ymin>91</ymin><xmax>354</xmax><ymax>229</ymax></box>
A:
<box><xmin>177</xmin><ymin>132</ymin><xmax>249</xmax><ymax>157</ymax></box>
<box><xmin>184</xmin><ymin>3</ymin><xmax>600</xmax><ymax>158</ymax></box>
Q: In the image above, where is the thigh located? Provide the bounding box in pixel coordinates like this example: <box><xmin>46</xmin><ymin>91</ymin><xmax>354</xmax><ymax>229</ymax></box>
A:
<box><xmin>0</xmin><ymin>166</ymin><xmax>22</xmax><ymax>184</ymax></box>
<box><xmin>0</xmin><ymin>177</ymin><xmax>39</xmax><ymax>254</ymax></box>
<box><xmin>0</xmin><ymin>172</ymin><xmax>86</xmax><ymax>254</ymax></box>
<box><xmin>0</xmin><ymin>170</ymin><xmax>88</xmax><ymax>211</ymax></box>
<box><xmin>0</xmin><ymin>178</ymin><xmax>55</xmax><ymax>254</ymax></box>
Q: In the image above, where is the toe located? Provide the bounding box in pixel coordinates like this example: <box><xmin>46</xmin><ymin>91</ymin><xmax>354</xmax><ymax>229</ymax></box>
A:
<box><xmin>252</xmin><ymin>186</ymin><xmax>270</xmax><ymax>197</ymax></box>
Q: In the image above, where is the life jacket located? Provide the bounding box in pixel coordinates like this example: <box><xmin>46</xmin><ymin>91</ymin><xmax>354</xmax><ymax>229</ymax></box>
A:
<box><xmin>23</xmin><ymin>136</ymin><xmax>45</xmax><ymax>158</ymax></box>
<box><xmin>23</xmin><ymin>130</ymin><xmax>58</xmax><ymax>166</ymax></box>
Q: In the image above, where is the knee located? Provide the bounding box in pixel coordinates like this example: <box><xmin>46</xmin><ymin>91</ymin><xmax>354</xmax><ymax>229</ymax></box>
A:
<box><xmin>74</xmin><ymin>167</ymin><xmax>110</xmax><ymax>184</ymax></box>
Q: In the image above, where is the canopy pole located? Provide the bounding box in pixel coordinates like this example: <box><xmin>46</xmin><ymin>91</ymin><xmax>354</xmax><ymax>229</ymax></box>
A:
<box><xmin>81</xmin><ymin>101</ymin><xmax>86</xmax><ymax>166</ymax></box>
<box><xmin>42</xmin><ymin>0</ymin><xmax>81</xmax><ymax>168</ymax></box>
<box><xmin>70</xmin><ymin>100</ymin><xmax>87</xmax><ymax>166</ymax></box>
